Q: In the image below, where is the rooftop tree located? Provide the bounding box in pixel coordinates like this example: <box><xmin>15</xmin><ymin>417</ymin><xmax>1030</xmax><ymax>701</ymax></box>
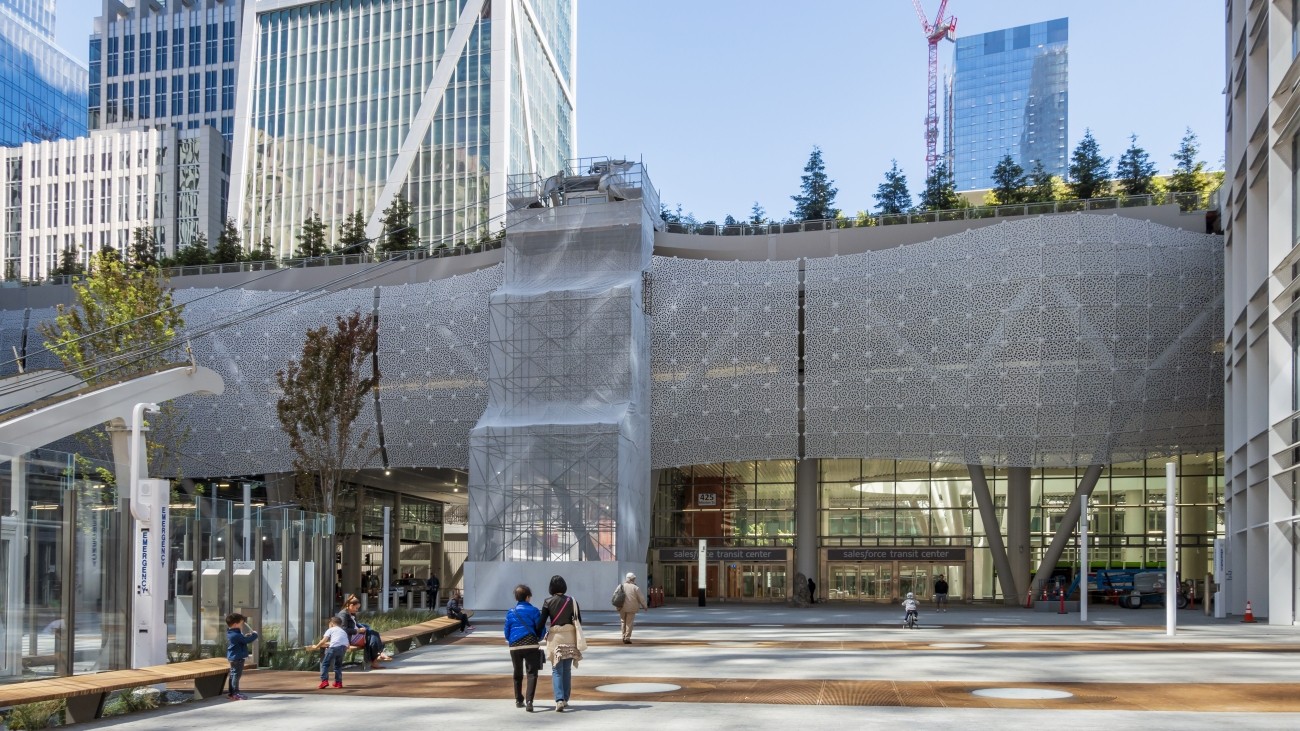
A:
<box><xmin>918</xmin><ymin>161</ymin><xmax>962</xmax><ymax>211</ymax></box>
<box><xmin>991</xmin><ymin>155</ymin><xmax>1028</xmax><ymax>205</ymax></box>
<box><xmin>295</xmin><ymin>212</ymin><xmax>329</xmax><ymax>258</ymax></box>
<box><xmin>790</xmin><ymin>146</ymin><xmax>839</xmax><ymax>221</ymax></box>
<box><xmin>1168</xmin><ymin>127</ymin><xmax>1211</xmax><ymax>209</ymax></box>
<box><xmin>1115</xmin><ymin>134</ymin><xmax>1158</xmax><ymax>197</ymax></box>
<box><xmin>1067</xmin><ymin>129</ymin><xmax>1112</xmax><ymax>200</ymax></box>
<box><xmin>213</xmin><ymin>218</ymin><xmax>245</xmax><ymax>264</ymax></box>
<box><xmin>378</xmin><ymin>195</ymin><xmax>420</xmax><ymax>252</ymax></box>
<box><xmin>874</xmin><ymin>160</ymin><xmax>912</xmax><ymax>215</ymax></box>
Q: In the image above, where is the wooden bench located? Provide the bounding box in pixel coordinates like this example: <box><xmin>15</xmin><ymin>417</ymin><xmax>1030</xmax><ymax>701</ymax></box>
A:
<box><xmin>342</xmin><ymin>610</ymin><xmax>475</xmax><ymax>664</ymax></box>
<box><xmin>0</xmin><ymin>657</ymin><xmax>229</xmax><ymax>724</ymax></box>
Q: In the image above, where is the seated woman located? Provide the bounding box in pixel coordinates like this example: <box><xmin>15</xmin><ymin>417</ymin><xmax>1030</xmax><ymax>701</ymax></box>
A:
<box><xmin>446</xmin><ymin>590</ymin><xmax>475</xmax><ymax>633</ymax></box>
<box><xmin>338</xmin><ymin>594</ymin><xmax>388</xmax><ymax>669</ymax></box>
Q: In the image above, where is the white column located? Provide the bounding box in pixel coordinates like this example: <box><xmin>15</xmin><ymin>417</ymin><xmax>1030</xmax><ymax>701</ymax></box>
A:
<box><xmin>1079</xmin><ymin>492</ymin><xmax>1089</xmax><ymax>623</ymax></box>
<box><xmin>382</xmin><ymin>506</ymin><xmax>391</xmax><ymax>613</ymax></box>
<box><xmin>795</xmin><ymin>458</ymin><xmax>819</xmax><ymax>587</ymax></box>
<box><xmin>1166</xmin><ymin>461</ymin><xmax>1177</xmax><ymax>636</ymax></box>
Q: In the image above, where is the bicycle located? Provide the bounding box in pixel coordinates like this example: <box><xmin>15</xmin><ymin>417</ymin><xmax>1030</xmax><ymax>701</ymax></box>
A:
<box><xmin>903</xmin><ymin>610</ymin><xmax>919</xmax><ymax>629</ymax></box>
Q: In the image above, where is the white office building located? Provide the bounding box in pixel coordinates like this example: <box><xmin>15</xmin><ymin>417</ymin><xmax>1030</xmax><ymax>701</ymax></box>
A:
<box><xmin>1221</xmin><ymin>0</ymin><xmax>1300</xmax><ymax>626</ymax></box>
<box><xmin>1</xmin><ymin>126</ymin><xmax>227</xmax><ymax>280</ymax></box>
<box><xmin>231</xmin><ymin>0</ymin><xmax>576</xmax><ymax>256</ymax></box>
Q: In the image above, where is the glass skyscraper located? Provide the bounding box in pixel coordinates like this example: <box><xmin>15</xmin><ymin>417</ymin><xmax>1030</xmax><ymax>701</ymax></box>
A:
<box><xmin>948</xmin><ymin>18</ymin><xmax>1067</xmax><ymax>192</ymax></box>
<box><xmin>231</xmin><ymin>0</ymin><xmax>575</xmax><ymax>256</ymax></box>
<box><xmin>0</xmin><ymin>0</ymin><xmax>87</xmax><ymax>147</ymax></box>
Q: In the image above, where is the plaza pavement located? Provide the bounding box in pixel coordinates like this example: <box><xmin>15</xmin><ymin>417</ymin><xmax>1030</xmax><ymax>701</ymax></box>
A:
<box><xmin>78</xmin><ymin>601</ymin><xmax>1300</xmax><ymax>730</ymax></box>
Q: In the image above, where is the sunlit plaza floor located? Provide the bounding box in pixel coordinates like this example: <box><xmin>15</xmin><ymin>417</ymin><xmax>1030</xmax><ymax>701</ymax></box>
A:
<box><xmin>78</xmin><ymin>601</ymin><xmax>1300</xmax><ymax>730</ymax></box>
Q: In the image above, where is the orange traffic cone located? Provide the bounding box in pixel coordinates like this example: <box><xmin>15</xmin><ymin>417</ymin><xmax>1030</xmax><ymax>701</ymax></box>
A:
<box><xmin>1242</xmin><ymin>599</ymin><xmax>1256</xmax><ymax>623</ymax></box>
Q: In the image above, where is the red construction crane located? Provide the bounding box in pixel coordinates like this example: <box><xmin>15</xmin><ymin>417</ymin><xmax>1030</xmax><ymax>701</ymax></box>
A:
<box><xmin>912</xmin><ymin>0</ymin><xmax>957</xmax><ymax>176</ymax></box>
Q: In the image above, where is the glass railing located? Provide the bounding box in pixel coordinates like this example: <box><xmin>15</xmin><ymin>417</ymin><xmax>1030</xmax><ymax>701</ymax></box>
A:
<box><xmin>663</xmin><ymin>191</ymin><xmax>1210</xmax><ymax>236</ymax></box>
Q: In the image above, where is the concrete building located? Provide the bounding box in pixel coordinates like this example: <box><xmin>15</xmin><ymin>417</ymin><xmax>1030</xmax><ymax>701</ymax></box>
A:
<box><xmin>0</xmin><ymin>126</ymin><xmax>228</xmax><ymax>279</ymax></box>
<box><xmin>1221</xmin><ymin>0</ymin><xmax>1300</xmax><ymax>626</ymax></box>
<box><xmin>949</xmin><ymin>18</ymin><xmax>1068</xmax><ymax>192</ymax></box>
<box><xmin>230</xmin><ymin>0</ymin><xmax>576</xmax><ymax>256</ymax></box>
<box><xmin>88</xmin><ymin>0</ymin><xmax>243</xmax><ymax>142</ymax></box>
<box><xmin>0</xmin><ymin>0</ymin><xmax>87</xmax><ymax>147</ymax></box>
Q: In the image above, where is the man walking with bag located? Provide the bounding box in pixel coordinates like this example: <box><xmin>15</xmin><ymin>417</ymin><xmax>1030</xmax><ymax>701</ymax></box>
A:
<box><xmin>614</xmin><ymin>573</ymin><xmax>648</xmax><ymax>644</ymax></box>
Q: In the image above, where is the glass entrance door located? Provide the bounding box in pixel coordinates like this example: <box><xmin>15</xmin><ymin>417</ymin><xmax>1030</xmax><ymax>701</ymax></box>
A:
<box><xmin>830</xmin><ymin>565</ymin><xmax>859</xmax><ymax>600</ymax></box>
<box><xmin>860</xmin><ymin>563</ymin><xmax>893</xmax><ymax>601</ymax></box>
<box><xmin>898</xmin><ymin>564</ymin><xmax>931</xmax><ymax>601</ymax></box>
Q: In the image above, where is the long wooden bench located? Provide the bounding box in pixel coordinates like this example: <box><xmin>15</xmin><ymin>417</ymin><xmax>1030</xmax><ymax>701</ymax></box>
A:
<box><xmin>0</xmin><ymin>657</ymin><xmax>229</xmax><ymax>724</ymax></box>
<box><xmin>342</xmin><ymin>610</ymin><xmax>475</xmax><ymax>664</ymax></box>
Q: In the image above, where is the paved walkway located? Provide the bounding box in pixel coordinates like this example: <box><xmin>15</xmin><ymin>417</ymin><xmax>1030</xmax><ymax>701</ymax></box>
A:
<box><xmin>78</xmin><ymin>603</ymin><xmax>1300</xmax><ymax>730</ymax></box>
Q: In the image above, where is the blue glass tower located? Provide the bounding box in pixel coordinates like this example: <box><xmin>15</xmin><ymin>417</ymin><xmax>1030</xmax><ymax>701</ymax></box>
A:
<box><xmin>949</xmin><ymin>18</ymin><xmax>1067</xmax><ymax>192</ymax></box>
<box><xmin>0</xmin><ymin>0</ymin><xmax>87</xmax><ymax>146</ymax></box>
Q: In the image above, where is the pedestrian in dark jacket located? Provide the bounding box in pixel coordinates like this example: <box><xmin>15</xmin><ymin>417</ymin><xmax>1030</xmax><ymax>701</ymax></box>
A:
<box><xmin>338</xmin><ymin>594</ymin><xmax>388</xmax><ymax>669</ymax></box>
<box><xmin>225</xmin><ymin>612</ymin><xmax>259</xmax><ymax>700</ymax></box>
<box><xmin>503</xmin><ymin>584</ymin><xmax>546</xmax><ymax>711</ymax></box>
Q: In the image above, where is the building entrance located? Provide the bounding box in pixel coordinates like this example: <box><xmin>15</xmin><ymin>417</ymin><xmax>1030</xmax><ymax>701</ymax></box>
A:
<box><xmin>825</xmin><ymin>548</ymin><xmax>968</xmax><ymax>603</ymax></box>
<box><xmin>655</xmin><ymin>547</ymin><xmax>790</xmax><ymax>601</ymax></box>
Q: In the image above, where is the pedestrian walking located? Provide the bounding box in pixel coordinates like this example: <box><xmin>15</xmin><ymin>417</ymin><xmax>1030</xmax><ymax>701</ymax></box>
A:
<box><xmin>808</xmin><ymin>576</ymin><xmax>817</xmax><ymax>604</ymax></box>
<box><xmin>504</xmin><ymin>584</ymin><xmax>546</xmax><ymax>712</ymax></box>
<box><xmin>225</xmin><ymin>613</ymin><xmax>259</xmax><ymax>700</ymax></box>
<box><xmin>426</xmin><ymin>574</ymin><xmax>441</xmax><ymax>609</ymax></box>
<box><xmin>540</xmin><ymin>575</ymin><xmax>584</xmax><ymax>712</ymax></box>
<box><xmin>616</xmin><ymin>572</ymin><xmax>648</xmax><ymax>644</ymax></box>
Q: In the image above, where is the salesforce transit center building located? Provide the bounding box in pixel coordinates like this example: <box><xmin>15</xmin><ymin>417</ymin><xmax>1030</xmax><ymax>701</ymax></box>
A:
<box><xmin>0</xmin><ymin>160</ymin><xmax>1226</xmax><ymax>613</ymax></box>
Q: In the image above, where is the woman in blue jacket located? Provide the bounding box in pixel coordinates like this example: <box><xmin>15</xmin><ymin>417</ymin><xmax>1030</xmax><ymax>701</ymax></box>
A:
<box><xmin>503</xmin><ymin>584</ymin><xmax>546</xmax><ymax>712</ymax></box>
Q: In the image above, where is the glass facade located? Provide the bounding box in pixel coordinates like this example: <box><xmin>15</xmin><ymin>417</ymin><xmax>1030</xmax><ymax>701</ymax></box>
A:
<box><xmin>949</xmin><ymin>18</ymin><xmax>1067</xmax><ymax>192</ymax></box>
<box><xmin>236</xmin><ymin>0</ymin><xmax>575</xmax><ymax>256</ymax></box>
<box><xmin>0</xmin><ymin>4</ymin><xmax>87</xmax><ymax>147</ymax></box>
<box><xmin>652</xmin><ymin>454</ymin><xmax>1223</xmax><ymax>602</ymax></box>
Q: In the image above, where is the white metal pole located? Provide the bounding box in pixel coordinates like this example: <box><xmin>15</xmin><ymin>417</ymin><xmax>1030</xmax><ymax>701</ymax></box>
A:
<box><xmin>382</xmin><ymin>506</ymin><xmax>391</xmax><ymax>612</ymax></box>
<box><xmin>697</xmin><ymin>538</ymin><xmax>707</xmax><ymax>607</ymax></box>
<box><xmin>1166</xmin><ymin>461</ymin><xmax>1176</xmax><ymax>636</ymax></box>
<box><xmin>1080</xmin><ymin>492</ymin><xmax>1088</xmax><ymax>623</ymax></box>
<box><xmin>242</xmin><ymin>483</ymin><xmax>251</xmax><ymax>561</ymax></box>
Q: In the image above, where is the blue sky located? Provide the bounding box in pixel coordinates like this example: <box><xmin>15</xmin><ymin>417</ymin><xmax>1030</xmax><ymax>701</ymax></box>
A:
<box><xmin>54</xmin><ymin>0</ymin><xmax>1225</xmax><ymax>222</ymax></box>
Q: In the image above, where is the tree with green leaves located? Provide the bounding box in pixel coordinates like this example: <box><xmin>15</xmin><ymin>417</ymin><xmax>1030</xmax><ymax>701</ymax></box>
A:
<box><xmin>991</xmin><ymin>155</ymin><xmax>1028</xmax><ymax>205</ymax></box>
<box><xmin>248</xmin><ymin>236</ymin><xmax>276</xmax><ymax>262</ymax></box>
<box><xmin>128</xmin><ymin>226</ymin><xmax>160</xmax><ymax>270</ymax></box>
<box><xmin>919</xmin><ymin>161</ymin><xmax>962</xmax><ymax>211</ymax></box>
<box><xmin>174</xmin><ymin>233</ymin><xmax>212</xmax><ymax>266</ymax></box>
<box><xmin>378</xmin><ymin>196</ymin><xmax>419</xmax><ymax>253</ymax></box>
<box><xmin>1115</xmin><ymin>134</ymin><xmax>1158</xmax><ymax>197</ymax></box>
<box><xmin>294</xmin><ymin>212</ymin><xmax>329</xmax><ymax>258</ymax></box>
<box><xmin>874</xmin><ymin>160</ymin><xmax>912</xmax><ymax>215</ymax></box>
<box><xmin>336</xmin><ymin>211</ymin><xmax>371</xmax><ymax>254</ymax></box>
<box><xmin>790</xmin><ymin>146</ymin><xmax>839</xmax><ymax>221</ymax></box>
<box><xmin>749</xmin><ymin>202</ymin><xmax>766</xmax><ymax>226</ymax></box>
<box><xmin>54</xmin><ymin>245</ymin><xmax>82</xmax><ymax>278</ymax></box>
<box><xmin>1168</xmin><ymin>127</ymin><xmax>1211</xmax><ymax>208</ymax></box>
<box><xmin>41</xmin><ymin>249</ymin><xmax>188</xmax><ymax>475</ymax></box>
<box><xmin>275</xmin><ymin>310</ymin><xmax>379</xmax><ymax>517</ymax></box>
<box><xmin>213</xmin><ymin>218</ymin><xmax>245</xmax><ymax>264</ymax></box>
<box><xmin>1023</xmin><ymin>160</ymin><xmax>1062</xmax><ymax>203</ymax></box>
<box><xmin>1067</xmin><ymin>129</ymin><xmax>1112</xmax><ymax>200</ymax></box>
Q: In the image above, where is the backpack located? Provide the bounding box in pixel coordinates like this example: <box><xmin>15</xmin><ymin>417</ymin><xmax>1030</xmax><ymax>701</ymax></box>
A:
<box><xmin>611</xmin><ymin>583</ymin><xmax>627</xmax><ymax>609</ymax></box>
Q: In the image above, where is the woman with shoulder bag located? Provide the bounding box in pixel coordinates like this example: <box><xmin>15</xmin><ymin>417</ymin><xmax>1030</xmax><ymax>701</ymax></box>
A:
<box><xmin>503</xmin><ymin>584</ymin><xmax>546</xmax><ymax>712</ymax></box>
<box><xmin>338</xmin><ymin>594</ymin><xmax>388</xmax><ymax>670</ymax></box>
<box><xmin>539</xmin><ymin>575</ymin><xmax>584</xmax><ymax>712</ymax></box>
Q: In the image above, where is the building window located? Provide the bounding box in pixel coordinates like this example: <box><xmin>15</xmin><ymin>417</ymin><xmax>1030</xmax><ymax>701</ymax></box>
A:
<box><xmin>107</xmin><ymin>36</ymin><xmax>118</xmax><ymax>77</ymax></box>
<box><xmin>204</xmin><ymin>70</ymin><xmax>217</xmax><ymax>112</ymax></box>
<box><xmin>172</xmin><ymin>75</ymin><xmax>184</xmax><ymax>116</ymax></box>
<box><xmin>123</xmin><ymin>34</ymin><xmax>135</xmax><ymax>75</ymax></box>
<box><xmin>206</xmin><ymin>22</ymin><xmax>218</xmax><ymax>64</ymax></box>
<box><xmin>188</xmin><ymin>73</ymin><xmax>201</xmax><ymax>114</ymax></box>
<box><xmin>221</xmin><ymin>68</ymin><xmax>234</xmax><ymax>110</ymax></box>
<box><xmin>106</xmin><ymin>83</ymin><xmax>118</xmax><ymax>123</ymax></box>
<box><xmin>173</xmin><ymin>28</ymin><xmax>184</xmax><ymax>69</ymax></box>
<box><xmin>189</xmin><ymin>26</ymin><xmax>201</xmax><ymax>67</ymax></box>
<box><xmin>223</xmin><ymin>20</ymin><xmax>236</xmax><ymax>62</ymax></box>
<box><xmin>156</xmin><ymin>29</ymin><xmax>167</xmax><ymax>71</ymax></box>
<box><xmin>139</xmin><ymin>78</ymin><xmax>150</xmax><ymax>120</ymax></box>
<box><xmin>122</xmin><ymin>81</ymin><xmax>134</xmax><ymax>121</ymax></box>
<box><xmin>140</xmin><ymin>32</ymin><xmax>151</xmax><ymax>73</ymax></box>
<box><xmin>155</xmin><ymin>76</ymin><xmax>167</xmax><ymax>118</ymax></box>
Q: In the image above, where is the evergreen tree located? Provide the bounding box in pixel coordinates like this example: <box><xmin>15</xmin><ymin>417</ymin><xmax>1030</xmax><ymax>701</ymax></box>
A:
<box><xmin>377</xmin><ymin>196</ymin><xmax>419</xmax><ymax>253</ymax></box>
<box><xmin>213</xmin><ymin>218</ymin><xmax>245</xmax><ymax>264</ymax></box>
<box><xmin>991</xmin><ymin>154</ymin><xmax>1028</xmax><ymax>205</ymax></box>
<box><xmin>790</xmin><ymin>146</ymin><xmax>839</xmax><ymax>221</ymax></box>
<box><xmin>1067</xmin><ymin>129</ymin><xmax>1112</xmax><ymax>200</ymax></box>
<box><xmin>336</xmin><ymin>211</ymin><xmax>371</xmax><ymax>254</ymax></box>
<box><xmin>1168</xmin><ymin>127</ymin><xmax>1210</xmax><ymax>207</ymax></box>
<box><xmin>749</xmin><ymin>202</ymin><xmax>767</xmax><ymax>225</ymax></box>
<box><xmin>174</xmin><ymin>233</ymin><xmax>212</xmax><ymax>266</ymax></box>
<box><xmin>918</xmin><ymin>161</ymin><xmax>961</xmax><ymax>211</ymax></box>
<box><xmin>1024</xmin><ymin>160</ymin><xmax>1062</xmax><ymax>203</ymax></box>
<box><xmin>248</xmin><ymin>237</ymin><xmax>276</xmax><ymax>262</ymax></box>
<box><xmin>873</xmin><ymin>160</ymin><xmax>912</xmax><ymax>215</ymax></box>
<box><xmin>54</xmin><ymin>245</ymin><xmax>82</xmax><ymax>278</ymax></box>
<box><xmin>1115</xmin><ymin>134</ymin><xmax>1158</xmax><ymax>197</ymax></box>
<box><xmin>128</xmin><ymin>226</ymin><xmax>160</xmax><ymax>270</ymax></box>
<box><xmin>294</xmin><ymin>212</ymin><xmax>329</xmax><ymax>258</ymax></box>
